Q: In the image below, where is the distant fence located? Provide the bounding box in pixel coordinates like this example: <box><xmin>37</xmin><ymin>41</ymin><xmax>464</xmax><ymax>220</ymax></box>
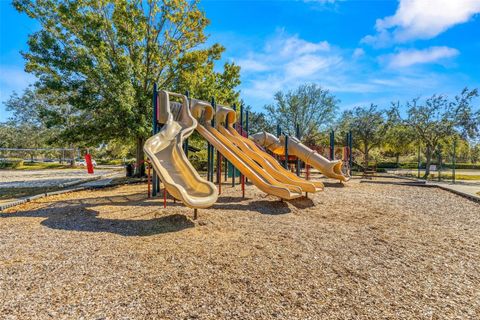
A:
<box><xmin>0</xmin><ymin>147</ymin><xmax>78</xmax><ymax>162</ymax></box>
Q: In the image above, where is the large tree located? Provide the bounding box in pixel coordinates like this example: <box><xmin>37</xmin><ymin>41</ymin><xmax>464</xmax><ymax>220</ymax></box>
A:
<box><xmin>390</xmin><ymin>88</ymin><xmax>479</xmax><ymax>178</ymax></box>
<box><xmin>243</xmin><ymin>108</ymin><xmax>274</xmax><ymax>135</ymax></box>
<box><xmin>383</xmin><ymin>122</ymin><xmax>415</xmax><ymax>165</ymax></box>
<box><xmin>14</xmin><ymin>0</ymin><xmax>240</xmax><ymax>175</ymax></box>
<box><xmin>338</xmin><ymin>104</ymin><xmax>388</xmax><ymax>169</ymax></box>
<box><xmin>471</xmin><ymin>143</ymin><xmax>480</xmax><ymax>163</ymax></box>
<box><xmin>264</xmin><ymin>83</ymin><xmax>338</xmax><ymax>144</ymax></box>
<box><xmin>2</xmin><ymin>89</ymin><xmax>58</xmax><ymax>159</ymax></box>
<box><xmin>5</xmin><ymin>86</ymin><xmax>87</xmax><ymax>165</ymax></box>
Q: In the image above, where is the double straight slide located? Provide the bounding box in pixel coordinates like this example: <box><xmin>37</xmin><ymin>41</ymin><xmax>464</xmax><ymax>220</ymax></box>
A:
<box><xmin>191</xmin><ymin>99</ymin><xmax>305</xmax><ymax>200</ymax></box>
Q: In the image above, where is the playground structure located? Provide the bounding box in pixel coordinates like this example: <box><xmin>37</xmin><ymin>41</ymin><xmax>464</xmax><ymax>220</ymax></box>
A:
<box><xmin>143</xmin><ymin>91</ymin><xmax>218</xmax><ymax>209</ymax></box>
<box><xmin>250</xmin><ymin>132</ymin><xmax>349</xmax><ymax>182</ymax></box>
<box><xmin>145</xmin><ymin>87</ymin><xmax>351</xmax><ymax>215</ymax></box>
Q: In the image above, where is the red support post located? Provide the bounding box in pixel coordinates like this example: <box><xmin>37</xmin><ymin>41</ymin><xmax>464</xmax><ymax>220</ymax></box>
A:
<box><xmin>306</xmin><ymin>164</ymin><xmax>310</xmax><ymax>180</ymax></box>
<box><xmin>85</xmin><ymin>153</ymin><xmax>94</xmax><ymax>174</ymax></box>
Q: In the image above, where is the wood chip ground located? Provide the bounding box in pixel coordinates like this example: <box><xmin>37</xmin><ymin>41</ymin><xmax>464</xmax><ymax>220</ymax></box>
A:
<box><xmin>1</xmin><ymin>177</ymin><xmax>479</xmax><ymax>319</ymax></box>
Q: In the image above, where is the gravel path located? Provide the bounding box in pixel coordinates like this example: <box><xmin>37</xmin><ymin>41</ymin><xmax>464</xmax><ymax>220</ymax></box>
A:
<box><xmin>0</xmin><ymin>178</ymin><xmax>479</xmax><ymax>319</ymax></box>
<box><xmin>0</xmin><ymin>168</ymin><xmax>121</xmax><ymax>188</ymax></box>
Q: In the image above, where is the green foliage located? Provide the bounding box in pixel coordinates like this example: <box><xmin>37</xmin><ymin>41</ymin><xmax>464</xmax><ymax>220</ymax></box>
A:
<box><xmin>383</xmin><ymin>123</ymin><xmax>415</xmax><ymax>162</ymax></box>
<box><xmin>0</xmin><ymin>159</ymin><xmax>24</xmax><ymax>169</ymax></box>
<box><xmin>389</xmin><ymin>88</ymin><xmax>480</xmax><ymax>177</ymax></box>
<box><xmin>3</xmin><ymin>87</ymin><xmax>66</xmax><ymax>147</ymax></box>
<box><xmin>96</xmin><ymin>159</ymin><xmax>125</xmax><ymax>165</ymax></box>
<box><xmin>174</xmin><ymin>47</ymin><xmax>241</xmax><ymax>105</ymax></box>
<box><xmin>14</xmin><ymin>0</ymin><xmax>240</xmax><ymax>169</ymax></box>
<box><xmin>471</xmin><ymin>144</ymin><xmax>480</xmax><ymax>163</ymax></box>
<box><xmin>337</xmin><ymin>104</ymin><xmax>388</xmax><ymax>167</ymax></box>
<box><xmin>94</xmin><ymin>139</ymin><xmax>134</xmax><ymax>160</ymax></box>
<box><xmin>264</xmin><ymin>83</ymin><xmax>338</xmax><ymax>144</ymax></box>
<box><xmin>185</xmin><ymin>131</ymin><xmax>208</xmax><ymax>171</ymax></box>
<box><xmin>0</xmin><ymin>121</ymin><xmax>52</xmax><ymax>155</ymax></box>
<box><xmin>445</xmin><ymin>163</ymin><xmax>480</xmax><ymax>170</ymax></box>
<box><xmin>188</xmin><ymin>148</ymin><xmax>208</xmax><ymax>172</ymax></box>
<box><xmin>0</xmin><ymin>123</ymin><xmax>14</xmax><ymax>148</ymax></box>
<box><xmin>244</xmin><ymin>109</ymin><xmax>274</xmax><ymax>135</ymax></box>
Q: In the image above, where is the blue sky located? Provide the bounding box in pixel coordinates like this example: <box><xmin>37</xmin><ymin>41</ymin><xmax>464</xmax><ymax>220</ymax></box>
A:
<box><xmin>1</xmin><ymin>0</ymin><xmax>480</xmax><ymax>121</ymax></box>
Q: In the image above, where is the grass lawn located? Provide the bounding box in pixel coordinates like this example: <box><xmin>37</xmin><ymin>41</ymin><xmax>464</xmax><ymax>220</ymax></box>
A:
<box><xmin>14</xmin><ymin>162</ymin><xmax>81</xmax><ymax>170</ymax></box>
<box><xmin>398</xmin><ymin>172</ymin><xmax>480</xmax><ymax>181</ymax></box>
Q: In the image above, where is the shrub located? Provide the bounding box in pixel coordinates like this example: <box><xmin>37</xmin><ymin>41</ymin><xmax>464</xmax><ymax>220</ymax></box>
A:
<box><xmin>376</xmin><ymin>161</ymin><xmax>480</xmax><ymax>170</ymax></box>
<box><xmin>188</xmin><ymin>149</ymin><xmax>208</xmax><ymax>171</ymax></box>
<box><xmin>442</xmin><ymin>163</ymin><xmax>480</xmax><ymax>170</ymax></box>
<box><xmin>97</xmin><ymin>159</ymin><xmax>125</xmax><ymax>165</ymax></box>
<box><xmin>376</xmin><ymin>162</ymin><xmax>400</xmax><ymax>169</ymax></box>
<box><xmin>0</xmin><ymin>158</ymin><xmax>24</xmax><ymax>169</ymax></box>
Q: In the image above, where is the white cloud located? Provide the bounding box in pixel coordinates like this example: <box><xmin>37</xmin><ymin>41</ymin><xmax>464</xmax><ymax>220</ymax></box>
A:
<box><xmin>382</xmin><ymin>46</ymin><xmax>459</xmax><ymax>68</ymax></box>
<box><xmin>353</xmin><ymin>48</ymin><xmax>365</xmax><ymax>58</ymax></box>
<box><xmin>226</xmin><ymin>30</ymin><xmax>475</xmax><ymax>111</ymax></box>
<box><xmin>230</xmin><ymin>30</ymin><xmax>344</xmax><ymax>100</ymax></box>
<box><xmin>236</xmin><ymin>59</ymin><xmax>270</xmax><ymax>72</ymax></box>
<box><xmin>363</xmin><ymin>0</ymin><xmax>480</xmax><ymax>46</ymax></box>
<box><xmin>285</xmin><ymin>54</ymin><xmax>340</xmax><ymax>78</ymax></box>
<box><xmin>265</xmin><ymin>31</ymin><xmax>330</xmax><ymax>58</ymax></box>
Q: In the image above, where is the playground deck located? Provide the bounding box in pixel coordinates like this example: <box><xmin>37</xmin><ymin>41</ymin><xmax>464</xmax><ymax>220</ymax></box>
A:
<box><xmin>1</xmin><ymin>178</ymin><xmax>479</xmax><ymax>319</ymax></box>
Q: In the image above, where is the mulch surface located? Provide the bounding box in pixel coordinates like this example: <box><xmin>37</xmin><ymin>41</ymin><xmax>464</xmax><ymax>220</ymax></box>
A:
<box><xmin>1</xmin><ymin>178</ymin><xmax>479</xmax><ymax>319</ymax></box>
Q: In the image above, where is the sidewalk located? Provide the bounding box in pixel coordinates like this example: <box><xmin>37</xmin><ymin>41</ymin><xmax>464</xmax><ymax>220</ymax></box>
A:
<box><xmin>427</xmin><ymin>180</ymin><xmax>480</xmax><ymax>202</ymax></box>
<box><xmin>77</xmin><ymin>171</ymin><xmax>124</xmax><ymax>188</ymax></box>
<box><xmin>0</xmin><ymin>171</ymin><xmax>124</xmax><ymax>211</ymax></box>
<box><xmin>366</xmin><ymin>173</ymin><xmax>480</xmax><ymax>203</ymax></box>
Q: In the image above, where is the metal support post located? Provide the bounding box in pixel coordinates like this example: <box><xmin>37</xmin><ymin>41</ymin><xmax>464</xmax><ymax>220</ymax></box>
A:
<box><xmin>329</xmin><ymin>129</ymin><xmax>335</xmax><ymax>160</ymax></box>
<box><xmin>452</xmin><ymin>138</ymin><xmax>456</xmax><ymax>184</ymax></box>
<box><xmin>284</xmin><ymin>135</ymin><xmax>289</xmax><ymax>169</ymax></box>
<box><xmin>152</xmin><ymin>83</ymin><xmax>158</xmax><ymax>196</ymax></box>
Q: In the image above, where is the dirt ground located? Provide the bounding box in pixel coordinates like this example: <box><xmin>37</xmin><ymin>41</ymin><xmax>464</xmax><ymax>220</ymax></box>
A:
<box><xmin>0</xmin><ymin>178</ymin><xmax>479</xmax><ymax>319</ymax></box>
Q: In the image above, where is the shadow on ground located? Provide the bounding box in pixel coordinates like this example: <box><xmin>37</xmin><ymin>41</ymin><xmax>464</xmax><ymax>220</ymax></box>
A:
<box><xmin>0</xmin><ymin>187</ymin><xmax>308</xmax><ymax>233</ymax></box>
<box><xmin>212</xmin><ymin>199</ymin><xmax>291</xmax><ymax>215</ymax></box>
<box><xmin>289</xmin><ymin>196</ymin><xmax>315</xmax><ymax>209</ymax></box>
<box><xmin>0</xmin><ymin>193</ymin><xmax>194</xmax><ymax>236</ymax></box>
<box><xmin>323</xmin><ymin>182</ymin><xmax>346</xmax><ymax>188</ymax></box>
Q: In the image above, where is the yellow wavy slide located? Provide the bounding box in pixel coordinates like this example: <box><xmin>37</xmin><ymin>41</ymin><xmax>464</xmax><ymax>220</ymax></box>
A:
<box><xmin>251</xmin><ymin>132</ymin><xmax>349</xmax><ymax>182</ymax></box>
<box><xmin>214</xmin><ymin>105</ymin><xmax>323</xmax><ymax>193</ymax></box>
<box><xmin>143</xmin><ymin>91</ymin><xmax>218</xmax><ymax>208</ymax></box>
<box><xmin>190</xmin><ymin>100</ymin><xmax>303</xmax><ymax>200</ymax></box>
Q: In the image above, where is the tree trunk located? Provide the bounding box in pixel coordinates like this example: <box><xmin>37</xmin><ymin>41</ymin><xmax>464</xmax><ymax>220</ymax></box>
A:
<box><xmin>423</xmin><ymin>145</ymin><xmax>432</xmax><ymax>179</ymax></box>
<box><xmin>135</xmin><ymin>136</ymin><xmax>146</xmax><ymax>177</ymax></box>
<box><xmin>364</xmin><ymin>145</ymin><xmax>369</xmax><ymax>171</ymax></box>
<box><xmin>395</xmin><ymin>153</ymin><xmax>400</xmax><ymax>167</ymax></box>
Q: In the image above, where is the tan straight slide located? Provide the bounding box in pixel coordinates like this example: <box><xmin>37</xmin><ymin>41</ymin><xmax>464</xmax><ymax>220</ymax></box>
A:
<box><xmin>143</xmin><ymin>91</ymin><xmax>218</xmax><ymax>208</ymax></box>
<box><xmin>190</xmin><ymin>100</ymin><xmax>303</xmax><ymax>200</ymax></box>
<box><xmin>214</xmin><ymin>106</ymin><xmax>323</xmax><ymax>193</ymax></box>
<box><xmin>251</xmin><ymin>132</ymin><xmax>349</xmax><ymax>182</ymax></box>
